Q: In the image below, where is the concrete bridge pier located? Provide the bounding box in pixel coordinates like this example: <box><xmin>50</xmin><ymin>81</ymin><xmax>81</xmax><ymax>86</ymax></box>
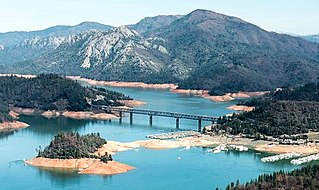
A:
<box><xmin>149</xmin><ymin>115</ymin><xmax>153</xmax><ymax>126</ymax></box>
<box><xmin>119</xmin><ymin>111</ymin><xmax>122</xmax><ymax>123</ymax></box>
<box><xmin>198</xmin><ymin>119</ymin><xmax>202</xmax><ymax>132</ymax></box>
<box><xmin>176</xmin><ymin>118</ymin><xmax>180</xmax><ymax>128</ymax></box>
<box><xmin>130</xmin><ymin>112</ymin><xmax>133</xmax><ymax>124</ymax></box>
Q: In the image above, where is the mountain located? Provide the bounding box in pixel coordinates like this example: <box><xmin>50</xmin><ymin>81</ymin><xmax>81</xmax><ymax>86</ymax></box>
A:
<box><xmin>0</xmin><ymin>35</ymin><xmax>76</xmax><ymax>64</ymax></box>
<box><xmin>147</xmin><ymin>9</ymin><xmax>319</xmax><ymax>92</ymax></box>
<box><xmin>1</xmin><ymin>9</ymin><xmax>319</xmax><ymax>93</ymax></box>
<box><xmin>0</xmin><ymin>22</ymin><xmax>112</xmax><ymax>47</ymax></box>
<box><xmin>6</xmin><ymin>26</ymin><xmax>183</xmax><ymax>83</ymax></box>
<box><xmin>128</xmin><ymin>15</ymin><xmax>183</xmax><ymax>34</ymax></box>
<box><xmin>302</xmin><ymin>34</ymin><xmax>319</xmax><ymax>43</ymax></box>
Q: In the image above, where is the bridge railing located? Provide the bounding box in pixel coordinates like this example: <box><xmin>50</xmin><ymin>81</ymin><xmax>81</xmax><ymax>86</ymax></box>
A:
<box><xmin>92</xmin><ymin>105</ymin><xmax>217</xmax><ymax>122</ymax></box>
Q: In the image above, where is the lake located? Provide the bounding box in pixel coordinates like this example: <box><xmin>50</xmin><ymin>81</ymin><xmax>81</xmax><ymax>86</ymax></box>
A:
<box><xmin>0</xmin><ymin>86</ymin><xmax>299</xmax><ymax>190</ymax></box>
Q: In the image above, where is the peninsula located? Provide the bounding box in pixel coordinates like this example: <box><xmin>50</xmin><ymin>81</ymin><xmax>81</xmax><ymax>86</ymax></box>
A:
<box><xmin>0</xmin><ymin>74</ymin><xmax>137</xmax><ymax>131</ymax></box>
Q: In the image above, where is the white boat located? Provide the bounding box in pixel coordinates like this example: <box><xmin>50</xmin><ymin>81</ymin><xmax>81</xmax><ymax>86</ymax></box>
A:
<box><xmin>208</xmin><ymin>144</ymin><xmax>228</xmax><ymax>154</ymax></box>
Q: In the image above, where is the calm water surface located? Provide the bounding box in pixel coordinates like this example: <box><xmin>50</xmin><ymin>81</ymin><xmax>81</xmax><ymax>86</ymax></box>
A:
<box><xmin>0</xmin><ymin>87</ymin><xmax>299</xmax><ymax>190</ymax></box>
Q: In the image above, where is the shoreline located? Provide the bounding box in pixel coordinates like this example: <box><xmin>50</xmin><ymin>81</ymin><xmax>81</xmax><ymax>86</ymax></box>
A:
<box><xmin>0</xmin><ymin>121</ymin><xmax>30</xmax><ymax>132</ymax></box>
<box><xmin>227</xmin><ymin>105</ymin><xmax>255</xmax><ymax>112</ymax></box>
<box><xmin>118</xmin><ymin>100</ymin><xmax>146</xmax><ymax>107</ymax></box>
<box><xmin>11</xmin><ymin>107</ymin><xmax>119</xmax><ymax>120</ymax></box>
<box><xmin>170</xmin><ymin>89</ymin><xmax>268</xmax><ymax>102</ymax></box>
<box><xmin>98</xmin><ymin>136</ymin><xmax>319</xmax><ymax>156</ymax></box>
<box><xmin>25</xmin><ymin>158</ymin><xmax>134</xmax><ymax>175</ymax></box>
<box><xmin>67</xmin><ymin>76</ymin><xmax>178</xmax><ymax>90</ymax></box>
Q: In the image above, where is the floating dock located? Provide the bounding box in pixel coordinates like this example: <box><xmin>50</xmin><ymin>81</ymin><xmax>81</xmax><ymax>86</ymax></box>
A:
<box><xmin>291</xmin><ymin>154</ymin><xmax>319</xmax><ymax>165</ymax></box>
<box><xmin>261</xmin><ymin>152</ymin><xmax>302</xmax><ymax>162</ymax></box>
<box><xmin>228</xmin><ymin>145</ymin><xmax>249</xmax><ymax>152</ymax></box>
<box><xmin>146</xmin><ymin>131</ymin><xmax>201</xmax><ymax>140</ymax></box>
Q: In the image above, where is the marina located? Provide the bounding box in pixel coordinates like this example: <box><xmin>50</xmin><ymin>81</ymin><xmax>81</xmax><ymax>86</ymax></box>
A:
<box><xmin>261</xmin><ymin>152</ymin><xmax>302</xmax><ymax>162</ymax></box>
<box><xmin>208</xmin><ymin>144</ymin><xmax>249</xmax><ymax>153</ymax></box>
<box><xmin>228</xmin><ymin>145</ymin><xmax>249</xmax><ymax>152</ymax></box>
<box><xmin>291</xmin><ymin>154</ymin><xmax>319</xmax><ymax>165</ymax></box>
<box><xmin>146</xmin><ymin>131</ymin><xmax>201</xmax><ymax>140</ymax></box>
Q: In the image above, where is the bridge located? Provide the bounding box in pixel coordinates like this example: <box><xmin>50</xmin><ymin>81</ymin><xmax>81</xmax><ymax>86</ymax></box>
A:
<box><xmin>92</xmin><ymin>105</ymin><xmax>218</xmax><ymax>131</ymax></box>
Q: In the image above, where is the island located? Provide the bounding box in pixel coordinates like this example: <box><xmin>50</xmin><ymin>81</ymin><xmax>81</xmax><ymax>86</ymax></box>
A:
<box><xmin>25</xmin><ymin>132</ymin><xmax>134</xmax><ymax>175</ymax></box>
<box><xmin>0</xmin><ymin>74</ymin><xmax>141</xmax><ymax>131</ymax></box>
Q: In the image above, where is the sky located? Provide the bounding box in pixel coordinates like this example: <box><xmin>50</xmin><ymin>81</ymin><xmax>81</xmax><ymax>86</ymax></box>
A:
<box><xmin>0</xmin><ymin>0</ymin><xmax>318</xmax><ymax>35</ymax></box>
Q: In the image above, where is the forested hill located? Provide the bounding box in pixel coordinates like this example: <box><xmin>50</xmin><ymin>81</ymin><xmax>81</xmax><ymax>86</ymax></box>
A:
<box><xmin>217</xmin><ymin>82</ymin><xmax>319</xmax><ymax>137</ymax></box>
<box><xmin>0</xmin><ymin>74</ymin><xmax>131</xmax><ymax>122</ymax></box>
<box><xmin>245</xmin><ymin>82</ymin><xmax>319</xmax><ymax>106</ymax></box>
<box><xmin>223</xmin><ymin>164</ymin><xmax>319</xmax><ymax>190</ymax></box>
<box><xmin>37</xmin><ymin>132</ymin><xmax>112</xmax><ymax>163</ymax></box>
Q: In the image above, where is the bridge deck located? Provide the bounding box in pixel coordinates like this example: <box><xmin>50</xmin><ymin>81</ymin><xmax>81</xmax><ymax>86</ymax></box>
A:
<box><xmin>95</xmin><ymin>106</ymin><xmax>218</xmax><ymax>122</ymax></box>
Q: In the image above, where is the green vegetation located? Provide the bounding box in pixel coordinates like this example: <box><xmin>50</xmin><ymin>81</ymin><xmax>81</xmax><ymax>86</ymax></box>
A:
<box><xmin>222</xmin><ymin>164</ymin><xmax>319</xmax><ymax>190</ymax></box>
<box><xmin>0</xmin><ymin>74</ymin><xmax>131</xmax><ymax>122</ymax></box>
<box><xmin>37</xmin><ymin>132</ymin><xmax>112</xmax><ymax>163</ymax></box>
<box><xmin>0</xmin><ymin>101</ymin><xmax>12</xmax><ymax>122</ymax></box>
<box><xmin>217</xmin><ymin>82</ymin><xmax>319</xmax><ymax>137</ymax></box>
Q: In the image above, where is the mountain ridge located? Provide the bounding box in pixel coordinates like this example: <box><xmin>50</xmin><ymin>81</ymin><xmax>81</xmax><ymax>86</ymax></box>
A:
<box><xmin>1</xmin><ymin>9</ymin><xmax>319</xmax><ymax>93</ymax></box>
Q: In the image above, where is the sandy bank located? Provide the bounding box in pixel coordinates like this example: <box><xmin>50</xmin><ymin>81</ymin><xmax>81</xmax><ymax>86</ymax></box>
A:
<box><xmin>98</xmin><ymin>135</ymin><xmax>319</xmax><ymax>156</ymax></box>
<box><xmin>62</xmin><ymin>111</ymin><xmax>118</xmax><ymax>120</ymax></box>
<box><xmin>67</xmin><ymin>76</ymin><xmax>178</xmax><ymax>89</ymax></box>
<box><xmin>0</xmin><ymin>121</ymin><xmax>29</xmax><ymax>131</ymax></box>
<box><xmin>170</xmin><ymin>89</ymin><xmax>269</xmax><ymax>102</ymax></box>
<box><xmin>95</xmin><ymin>138</ymin><xmax>217</xmax><ymax>156</ymax></box>
<box><xmin>227</xmin><ymin>105</ymin><xmax>255</xmax><ymax>112</ymax></box>
<box><xmin>206</xmin><ymin>91</ymin><xmax>269</xmax><ymax>102</ymax></box>
<box><xmin>118</xmin><ymin>100</ymin><xmax>146</xmax><ymax>107</ymax></box>
<box><xmin>25</xmin><ymin>158</ymin><xmax>134</xmax><ymax>175</ymax></box>
<box><xmin>255</xmin><ymin>144</ymin><xmax>319</xmax><ymax>155</ymax></box>
<box><xmin>170</xmin><ymin>89</ymin><xmax>209</xmax><ymax>96</ymax></box>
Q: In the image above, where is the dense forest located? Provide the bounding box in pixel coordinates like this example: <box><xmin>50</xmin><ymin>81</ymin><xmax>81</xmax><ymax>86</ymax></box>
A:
<box><xmin>0</xmin><ymin>74</ymin><xmax>131</xmax><ymax>122</ymax></box>
<box><xmin>0</xmin><ymin>101</ymin><xmax>12</xmax><ymax>123</ymax></box>
<box><xmin>222</xmin><ymin>164</ymin><xmax>319</xmax><ymax>190</ymax></box>
<box><xmin>217</xmin><ymin>82</ymin><xmax>319</xmax><ymax>137</ymax></box>
<box><xmin>38</xmin><ymin>132</ymin><xmax>112</xmax><ymax>163</ymax></box>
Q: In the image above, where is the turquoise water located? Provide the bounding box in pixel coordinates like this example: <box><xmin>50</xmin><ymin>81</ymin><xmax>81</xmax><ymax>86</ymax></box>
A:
<box><xmin>0</xmin><ymin>87</ymin><xmax>299</xmax><ymax>190</ymax></box>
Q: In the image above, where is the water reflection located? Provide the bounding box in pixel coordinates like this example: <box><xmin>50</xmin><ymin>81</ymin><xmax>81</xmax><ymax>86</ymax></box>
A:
<box><xmin>0</xmin><ymin>130</ymin><xmax>15</xmax><ymax>140</ymax></box>
<box><xmin>19</xmin><ymin>115</ymin><xmax>90</xmax><ymax>136</ymax></box>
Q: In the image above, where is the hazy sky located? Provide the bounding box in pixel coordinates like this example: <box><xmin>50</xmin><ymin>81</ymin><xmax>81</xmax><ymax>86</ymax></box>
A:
<box><xmin>0</xmin><ymin>0</ymin><xmax>318</xmax><ymax>35</ymax></box>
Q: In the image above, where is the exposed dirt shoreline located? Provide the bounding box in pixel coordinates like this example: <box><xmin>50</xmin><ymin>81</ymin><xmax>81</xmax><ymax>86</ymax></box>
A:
<box><xmin>227</xmin><ymin>105</ymin><xmax>255</xmax><ymax>112</ymax></box>
<box><xmin>67</xmin><ymin>76</ymin><xmax>178</xmax><ymax>89</ymax></box>
<box><xmin>11</xmin><ymin>107</ymin><xmax>119</xmax><ymax>120</ymax></box>
<box><xmin>118</xmin><ymin>100</ymin><xmax>146</xmax><ymax>107</ymax></box>
<box><xmin>25</xmin><ymin>158</ymin><xmax>134</xmax><ymax>175</ymax></box>
<box><xmin>0</xmin><ymin>121</ymin><xmax>30</xmax><ymax>132</ymax></box>
<box><xmin>98</xmin><ymin>136</ymin><xmax>319</xmax><ymax>156</ymax></box>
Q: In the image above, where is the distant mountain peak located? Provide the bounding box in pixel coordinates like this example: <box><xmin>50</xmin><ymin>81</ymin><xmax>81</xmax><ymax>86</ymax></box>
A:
<box><xmin>113</xmin><ymin>26</ymin><xmax>138</xmax><ymax>37</ymax></box>
<box><xmin>128</xmin><ymin>15</ymin><xmax>183</xmax><ymax>34</ymax></box>
<box><xmin>186</xmin><ymin>9</ymin><xmax>244</xmax><ymax>24</ymax></box>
